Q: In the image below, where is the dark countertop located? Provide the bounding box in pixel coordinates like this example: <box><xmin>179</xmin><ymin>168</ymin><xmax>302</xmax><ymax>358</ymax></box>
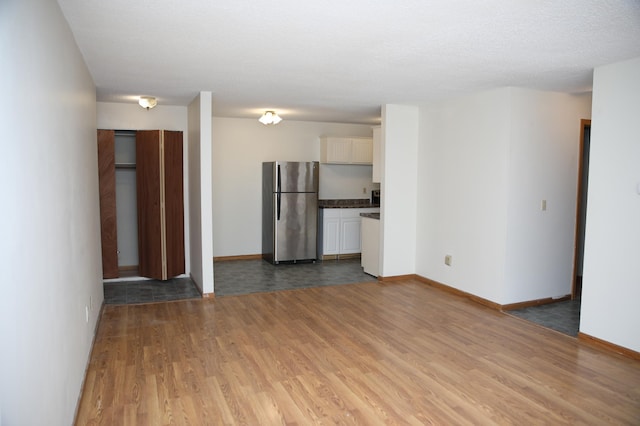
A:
<box><xmin>319</xmin><ymin>199</ymin><xmax>380</xmax><ymax>209</ymax></box>
<box><xmin>360</xmin><ymin>212</ymin><xmax>380</xmax><ymax>220</ymax></box>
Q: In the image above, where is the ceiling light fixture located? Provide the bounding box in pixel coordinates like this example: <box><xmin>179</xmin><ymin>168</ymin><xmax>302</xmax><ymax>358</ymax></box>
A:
<box><xmin>138</xmin><ymin>96</ymin><xmax>157</xmax><ymax>110</ymax></box>
<box><xmin>259</xmin><ymin>111</ymin><xmax>282</xmax><ymax>125</ymax></box>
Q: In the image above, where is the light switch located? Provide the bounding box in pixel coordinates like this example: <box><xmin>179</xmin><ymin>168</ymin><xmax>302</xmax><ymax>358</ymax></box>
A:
<box><xmin>541</xmin><ymin>200</ymin><xmax>547</xmax><ymax>211</ymax></box>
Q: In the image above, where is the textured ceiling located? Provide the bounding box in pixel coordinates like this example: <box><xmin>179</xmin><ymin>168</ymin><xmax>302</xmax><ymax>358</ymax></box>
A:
<box><xmin>57</xmin><ymin>0</ymin><xmax>640</xmax><ymax>124</ymax></box>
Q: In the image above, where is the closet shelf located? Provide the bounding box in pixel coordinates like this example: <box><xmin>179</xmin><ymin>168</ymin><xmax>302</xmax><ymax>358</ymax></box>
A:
<box><xmin>115</xmin><ymin>163</ymin><xmax>136</xmax><ymax>169</ymax></box>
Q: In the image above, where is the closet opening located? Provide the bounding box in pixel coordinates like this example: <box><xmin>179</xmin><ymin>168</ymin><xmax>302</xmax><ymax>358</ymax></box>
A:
<box><xmin>97</xmin><ymin>129</ymin><xmax>185</xmax><ymax>281</ymax></box>
<box><xmin>114</xmin><ymin>130</ymin><xmax>139</xmax><ymax>277</ymax></box>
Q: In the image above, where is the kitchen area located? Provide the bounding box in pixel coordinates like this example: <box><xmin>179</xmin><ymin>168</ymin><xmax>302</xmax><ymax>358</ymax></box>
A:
<box><xmin>317</xmin><ymin>129</ymin><xmax>382</xmax><ymax>278</ymax></box>
<box><xmin>211</xmin><ymin>120</ymin><xmax>384</xmax><ymax>295</ymax></box>
<box><xmin>316</xmin><ymin>132</ymin><xmax>381</xmax><ymax>273</ymax></box>
<box><xmin>317</xmin><ymin>130</ymin><xmax>383</xmax><ymax>278</ymax></box>
<box><xmin>260</xmin><ymin>132</ymin><xmax>382</xmax><ymax>270</ymax></box>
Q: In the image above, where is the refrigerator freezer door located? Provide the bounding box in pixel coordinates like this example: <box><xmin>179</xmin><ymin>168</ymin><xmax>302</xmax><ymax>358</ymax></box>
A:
<box><xmin>274</xmin><ymin>161</ymin><xmax>318</xmax><ymax>193</ymax></box>
<box><xmin>274</xmin><ymin>192</ymin><xmax>318</xmax><ymax>262</ymax></box>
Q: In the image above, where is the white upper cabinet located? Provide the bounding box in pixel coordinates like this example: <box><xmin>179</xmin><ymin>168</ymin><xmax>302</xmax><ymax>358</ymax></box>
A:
<box><xmin>320</xmin><ymin>136</ymin><xmax>373</xmax><ymax>165</ymax></box>
<box><xmin>351</xmin><ymin>138</ymin><xmax>373</xmax><ymax>164</ymax></box>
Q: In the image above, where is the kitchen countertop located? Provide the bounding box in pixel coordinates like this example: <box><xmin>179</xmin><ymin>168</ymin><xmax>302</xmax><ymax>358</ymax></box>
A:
<box><xmin>319</xmin><ymin>199</ymin><xmax>380</xmax><ymax>209</ymax></box>
<box><xmin>360</xmin><ymin>212</ymin><xmax>380</xmax><ymax>220</ymax></box>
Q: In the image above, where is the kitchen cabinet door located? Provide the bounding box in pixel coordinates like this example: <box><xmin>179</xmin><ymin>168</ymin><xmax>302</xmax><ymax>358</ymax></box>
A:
<box><xmin>320</xmin><ymin>137</ymin><xmax>373</xmax><ymax>164</ymax></box>
<box><xmin>323</xmin><ymin>216</ymin><xmax>340</xmax><ymax>255</ymax></box>
<box><xmin>321</xmin><ymin>137</ymin><xmax>351</xmax><ymax>163</ymax></box>
<box><xmin>340</xmin><ymin>217</ymin><xmax>362</xmax><ymax>254</ymax></box>
<box><xmin>351</xmin><ymin>138</ymin><xmax>373</xmax><ymax>164</ymax></box>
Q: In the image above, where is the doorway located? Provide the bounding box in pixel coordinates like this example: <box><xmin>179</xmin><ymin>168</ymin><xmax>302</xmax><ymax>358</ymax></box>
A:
<box><xmin>572</xmin><ymin>119</ymin><xmax>591</xmax><ymax>299</ymax></box>
<box><xmin>507</xmin><ymin>119</ymin><xmax>591</xmax><ymax>337</ymax></box>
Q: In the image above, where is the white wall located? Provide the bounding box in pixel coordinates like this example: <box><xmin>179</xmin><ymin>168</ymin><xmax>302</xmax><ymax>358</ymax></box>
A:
<box><xmin>0</xmin><ymin>0</ymin><xmax>103</xmax><ymax>424</ymax></box>
<box><xmin>96</xmin><ymin>102</ymin><xmax>191</xmax><ymax>276</ymax></box>
<box><xmin>380</xmin><ymin>104</ymin><xmax>419</xmax><ymax>277</ymax></box>
<box><xmin>188</xmin><ymin>96</ymin><xmax>204</xmax><ymax>290</ymax></box>
<box><xmin>504</xmin><ymin>88</ymin><xmax>591</xmax><ymax>303</ymax></box>
<box><xmin>581</xmin><ymin>56</ymin><xmax>640</xmax><ymax>352</ymax></box>
<box><xmin>415</xmin><ymin>88</ymin><xmax>590</xmax><ymax>304</ymax></box>
<box><xmin>211</xmin><ymin>117</ymin><xmax>373</xmax><ymax>257</ymax></box>
<box><xmin>97</xmin><ymin>102</ymin><xmax>188</xmax><ymax>131</ymax></box>
<box><xmin>416</xmin><ymin>90</ymin><xmax>511</xmax><ymax>301</ymax></box>
<box><xmin>187</xmin><ymin>93</ymin><xmax>214</xmax><ymax>294</ymax></box>
<box><xmin>319</xmin><ymin>164</ymin><xmax>378</xmax><ymax>199</ymax></box>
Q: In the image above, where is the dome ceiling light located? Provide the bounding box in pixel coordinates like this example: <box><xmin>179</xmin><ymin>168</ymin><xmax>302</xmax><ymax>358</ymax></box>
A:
<box><xmin>259</xmin><ymin>111</ymin><xmax>282</xmax><ymax>125</ymax></box>
<box><xmin>138</xmin><ymin>96</ymin><xmax>157</xmax><ymax>110</ymax></box>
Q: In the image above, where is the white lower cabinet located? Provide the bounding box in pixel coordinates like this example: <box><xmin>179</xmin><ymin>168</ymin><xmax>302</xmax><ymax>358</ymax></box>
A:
<box><xmin>319</xmin><ymin>208</ymin><xmax>379</xmax><ymax>258</ymax></box>
<box><xmin>340</xmin><ymin>217</ymin><xmax>362</xmax><ymax>254</ymax></box>
<box><xmin>322</xmin><ymin>214</ymin><xmax>340</xmax><ymax>255</ymax></box>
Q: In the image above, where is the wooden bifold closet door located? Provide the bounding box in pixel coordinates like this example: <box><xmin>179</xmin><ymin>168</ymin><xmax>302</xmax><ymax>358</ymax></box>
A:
<box><xmin>136</xmin><ymin>130</ymin><xmax>185</xmax><ymax>280</ymax></box>
<box><xmin>96</xmin><ymin>129</ymin><xmax>184</xmax><ymax>280</ymax></box>
<box><xmin>97</xmin><ymin>129</ymin><xmax>119</xmax><ymax>278</ymax></box>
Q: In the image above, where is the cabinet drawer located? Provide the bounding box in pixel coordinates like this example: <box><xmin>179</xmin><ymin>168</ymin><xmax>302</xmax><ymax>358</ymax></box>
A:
<box><xmin>323</xmin><ymin>209</ymin><xmax>341</xmax><ymax>218</ymax></box>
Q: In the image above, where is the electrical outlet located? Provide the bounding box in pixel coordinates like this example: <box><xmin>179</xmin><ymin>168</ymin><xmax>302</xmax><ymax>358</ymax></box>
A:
<box><xmin>444</xmin><ymin>255</ymin><xmax>452</xmax><ymax>266</ymax></box>
<box><xmin>541</xmin><ymin>199</ymin><xmax>547</xmax><ymax>211</ymax></box>
<box><xmin>85</xmin><ymin>306</ymin><xmax>89</xmax><ymax>323</ymax></box>
<box><xmin>363</xmin><ymin>187</ymin><xmax>367</xmax><ymax>194</ymax></box>
<box><xmin>89</xmin><ymin>296</ymin><xmax>93</xmax><ymax>311</ymax></box>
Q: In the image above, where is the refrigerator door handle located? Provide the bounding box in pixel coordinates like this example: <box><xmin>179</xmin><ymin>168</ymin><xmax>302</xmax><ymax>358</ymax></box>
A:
<box><xmin>276</xmin><ymin>164</ymin><xmax>281</xmax><ymax>220</ymax></box>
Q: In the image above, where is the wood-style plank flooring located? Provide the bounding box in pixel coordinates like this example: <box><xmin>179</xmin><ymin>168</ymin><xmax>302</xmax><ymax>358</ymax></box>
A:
<box><xmin>76</xmin><ymin>279</ymin><xmax>640</xmax><ymax>425</ymax></box>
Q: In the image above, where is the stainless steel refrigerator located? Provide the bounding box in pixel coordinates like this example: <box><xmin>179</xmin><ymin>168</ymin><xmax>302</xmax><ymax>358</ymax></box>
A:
<box><xmin>262</xmin><ymin>161</ymin><xmax>319</xmax><ymax>264</ymax></box>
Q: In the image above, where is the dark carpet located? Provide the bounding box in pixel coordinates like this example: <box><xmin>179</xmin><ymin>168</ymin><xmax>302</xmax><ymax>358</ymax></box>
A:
<box><xmin>507</xmin><ymin>299</ymin><xmax>581</xmax><ymax>337</ymax></box>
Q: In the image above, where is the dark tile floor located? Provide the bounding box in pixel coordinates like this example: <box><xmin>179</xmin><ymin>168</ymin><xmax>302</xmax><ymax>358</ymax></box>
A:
<box><xmin>213</xmin><ymin>258</ymin><xmax>377</xmax><ymax>296</ymax></box>
<box><xmin>104</xmin><ymin>276</ymin><xmax>201</xmax><ymax>305</ymax></box>
<box><xmin>507</xmin><ymin>299</ymin><xmax>581</xmax><ymax>337</ymax></box>
<box><xmin>103</xmin><ymin>259</ymin><xmax>375</xmax><ymax>304</ymax></box>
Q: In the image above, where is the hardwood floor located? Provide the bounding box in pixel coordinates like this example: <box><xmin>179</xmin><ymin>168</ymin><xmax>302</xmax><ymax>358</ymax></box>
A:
<box><xmin>76</xmin><ymin>278</ymin><xmax>640</xmax><ymax>425</ymax></box>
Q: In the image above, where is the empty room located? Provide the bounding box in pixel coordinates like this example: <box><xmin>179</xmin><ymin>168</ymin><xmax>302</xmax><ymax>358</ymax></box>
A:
<box><xmin>2</xmin><ymin>1</ymin><xmax>640</xmax><ymax>424</ymax></box>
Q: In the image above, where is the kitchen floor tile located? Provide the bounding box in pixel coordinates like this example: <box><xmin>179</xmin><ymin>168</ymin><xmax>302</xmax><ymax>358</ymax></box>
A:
<box><xmin>104</xmin><ymin>259</ymin><xmax>375</xmax><ymax>304</ymax></box>
<box><xmin>213</xmin><ymin>258</ymin><xmax>377</xmax><ymax>296</ymax></box>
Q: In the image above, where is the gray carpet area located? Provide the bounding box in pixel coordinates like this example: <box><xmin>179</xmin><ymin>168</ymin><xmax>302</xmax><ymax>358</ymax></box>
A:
<box><xmin>507</xmin><ymin>299</ymin><xmax>581</xmax><ymax>337</ymax></box>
